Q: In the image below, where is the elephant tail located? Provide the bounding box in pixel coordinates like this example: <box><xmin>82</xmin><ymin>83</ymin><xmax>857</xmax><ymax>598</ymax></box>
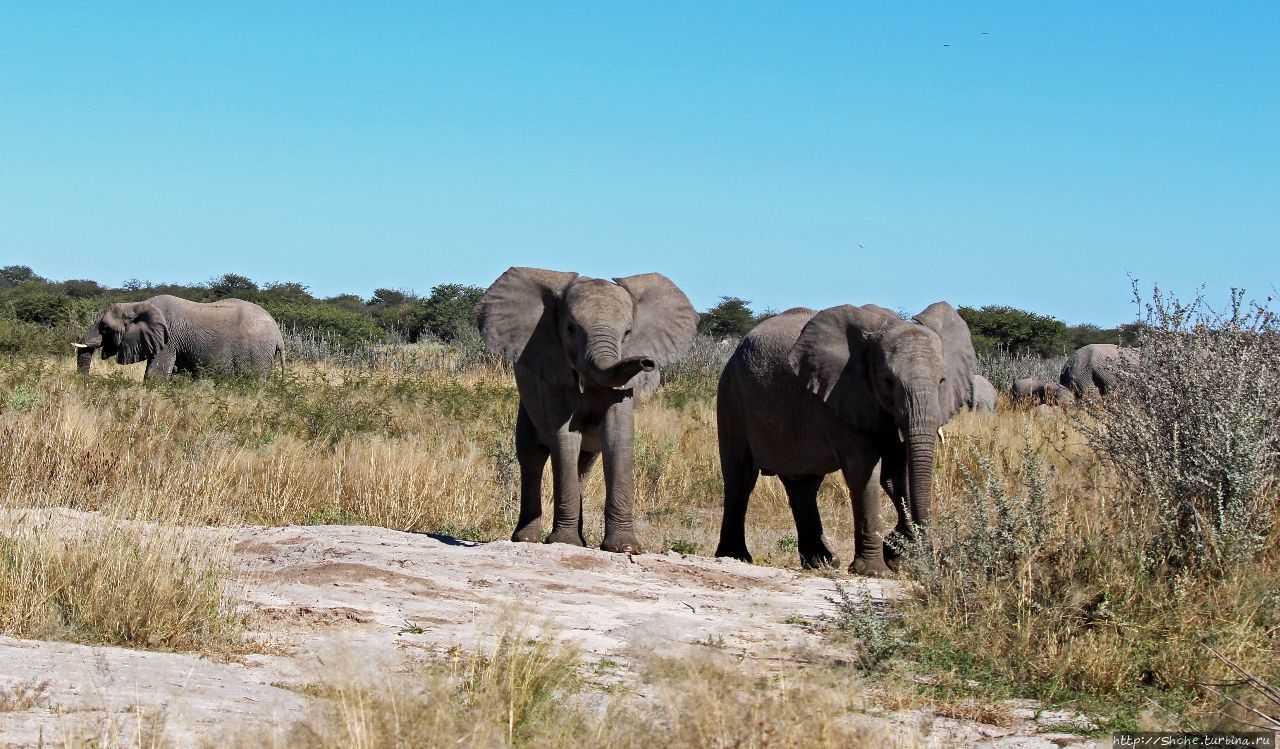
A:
<box><xmin>275</xmin><ymin>341</ymin><xmax>286</xmax><ymax>382</ymax></box>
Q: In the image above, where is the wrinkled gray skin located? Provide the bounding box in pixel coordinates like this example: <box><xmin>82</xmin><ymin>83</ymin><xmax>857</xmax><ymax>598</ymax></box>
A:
<box><xmin>1060</xmin><ymin>343</ymin><xmax>1133</xmax><ymax>399</ymax></box>
<box><xmin>714</xmin><ymin>302</ymin><xmax>976</xmax><ymax>576</ymax></box>
<box><xmin>970</xmin><ymin>374</ymin><xmax>997</xmax><ymax>413</ymax></box>
<box><xmin>1011</xmin><ymin>377</ymin><xmax>1075</xmax><ymax>406</ymax></box>
<box><xmin>476</xmin><ymin>267</ymin><xmax>697</xmax><ymax>554</ymax></box>
<box><xmin>75</xmin><ymin>295</ymin><xmax>284</xmax><ymax>381</ymax></box>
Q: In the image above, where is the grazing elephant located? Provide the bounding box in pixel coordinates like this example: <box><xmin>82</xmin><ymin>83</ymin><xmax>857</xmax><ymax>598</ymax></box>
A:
<box><xmin>1060</xmin><ymin>343</ymin><xmax>1133</xmax><ymax>399</ymax></box>
<box><xmin>1011</xmin><ymin>377</ymin><xmax>1074</xmax><ymax>406</ymax></box>
<box><xmin>714</xmin><ymin>302</ymin><xmax>976</xmax><ymax>576</ymax></box>
<box><xmin>74</xmin><ymin>295</ymin><xmax>284</xmax><ymax>381</ymax></box>
<box><xmin>970</xmin><ymin>374</ymin><xmax>997</xmax><ymax>413</ymax></box>
<box><xmin>476</xmin><ymin>267</ymin><xmax>697</xmax><ymax>553</ymax></box>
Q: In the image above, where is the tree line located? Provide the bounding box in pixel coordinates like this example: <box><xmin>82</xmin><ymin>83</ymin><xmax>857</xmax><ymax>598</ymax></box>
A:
<box><xmin>0</xmin><ymin>265</ymin><xmax>1133</xmax><ymax>357</ymax></box>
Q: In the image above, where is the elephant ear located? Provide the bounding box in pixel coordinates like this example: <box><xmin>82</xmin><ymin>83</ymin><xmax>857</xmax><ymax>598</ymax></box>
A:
<box><xmin>913</xmin><ymin>301</ymin><xmax>977</xmax><ymax>423</ymax></box>
<box><xmin>613</xmin><ymin>273</ymin><xmax>697</xmax><ymax>366</ymax></box>
<box><xmin>789</xmin><ymin>305</ymin><xmax>896</xmax><ymax>426</ymax></box>
<box><xmin>475</xmin><ymin>267</ymin><xmax>579</xmax><ymax>386</ymax></box>
<box><xmin>117</xmin><ymin>303</ymin><xmax>168</xmax><ymax>365</ymax></box>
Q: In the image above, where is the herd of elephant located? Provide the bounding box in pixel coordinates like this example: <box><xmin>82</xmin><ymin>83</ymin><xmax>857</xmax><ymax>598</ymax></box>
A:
<box><xmin>71</xmin><ymin>268</ymin><xmax>1130</xmax><ymax>576</ymax></box>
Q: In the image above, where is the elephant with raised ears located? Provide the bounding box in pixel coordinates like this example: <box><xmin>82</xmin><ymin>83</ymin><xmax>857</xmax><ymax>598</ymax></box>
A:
<box><xmin>970</xmin><ymin>374</ymin><xmax>997</xmax><ymax>413</ymax></box>
<box><xmin>714</xmin><ymin>302</ymin><xmax>976</xmax><ymax>576</ymax></box>
<box><xmin>476</xmin><ymin>267</ymin><xmax>697</xmax><ymax>554</ymax></box>
<box><xmin>1060</xmin><ymin>343</ymin><xmax>1135</xmax><ymax>399</ymax></box>
<box><xmin>74</xmin><ymin>295</ymin><xmax>285</xmax><ymax>382</ymax></box>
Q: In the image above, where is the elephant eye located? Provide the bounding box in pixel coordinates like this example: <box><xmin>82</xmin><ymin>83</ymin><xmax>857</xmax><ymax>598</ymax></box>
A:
<box><xmin>566</xmin><ymin>323</ymin><xmax>575</xmax><ymax>335</ymax></box>
<box><xmin>624</xmin><ymin>325</ymin><xmax>633</xmax><ymax>339</ymax></box>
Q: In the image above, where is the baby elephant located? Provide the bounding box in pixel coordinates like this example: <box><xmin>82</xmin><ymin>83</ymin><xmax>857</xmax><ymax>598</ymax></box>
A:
<box><xmin>1010</xmin><ymin>377</ymin><xmax>1074</xmax><ymax>406</ymax></box>
<box><xmin>74</xmin><ymin>295</ymin><xmax>285</xmax><ymax>381</ymax></box>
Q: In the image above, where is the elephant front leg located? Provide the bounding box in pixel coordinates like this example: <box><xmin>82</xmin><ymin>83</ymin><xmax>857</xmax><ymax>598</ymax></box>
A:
<box><xmin>878</xmin><ymin>446</ymin><xmax>911</xmax><ymax>570</ymax></box>
<box><xmin>512</xmin><ymin>406</ymin><xmax>549</xmax><ymax>543</ymax></box>
<box><xmin>545</xmin><ymin>430</ymin><xmax>587</xmax><ymax>547</ymax></box>
<box><xmin>143</xmin><ymin>349</ymin><xmax>177</xmax><ymax>381</ymax></box>
<box><xmin>600</xmin><ymin>398</ymin><xmax>642</xmax><ymax>554</ymax></box>
<box><xmin>843</xmin><ymin>457</ymin><xmax>892</xmax><ymax>578</ymax></box>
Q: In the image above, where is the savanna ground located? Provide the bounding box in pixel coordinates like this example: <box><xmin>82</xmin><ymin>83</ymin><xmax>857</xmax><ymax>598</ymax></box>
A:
<box><xmin>0</xmin><ymin>295</ymin><xmax>1277</xmax><ymax>747</ymax></box>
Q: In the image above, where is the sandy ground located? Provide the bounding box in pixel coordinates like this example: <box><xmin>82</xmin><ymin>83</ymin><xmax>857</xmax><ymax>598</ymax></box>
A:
<box><xmin>0</xmin><ymin>510</ymin><xmax>1097</xmax><ymax>748</ymax></box>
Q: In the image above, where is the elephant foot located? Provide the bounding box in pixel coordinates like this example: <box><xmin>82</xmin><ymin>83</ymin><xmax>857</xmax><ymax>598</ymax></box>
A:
<box><xmin>799</xmin><ymin>536</ymin><xmax>839</xmax><ymax>570</ymax></box>
<box><xmin>601</xmin><ymin>531</ymin><xmax>643</xmax><ymax>555</ymax></box>
<box><xmin>545</xmin><ymin>528</ymin><xmax>586</xmax><ymax>547</ymax></box>
<box><xmin>714</xmin><ymin>542</ymin><xmax>753</xmax><ymax>564</ymax></box>
<box><xmin>850</xmin><ymin>556</ymin><xmax>894</xmax><ymax>578</ymax></box>
<box><xmin>511</xmin><ymin>521</ymin><xmax>542</xmax><ymax>543</ymax></box>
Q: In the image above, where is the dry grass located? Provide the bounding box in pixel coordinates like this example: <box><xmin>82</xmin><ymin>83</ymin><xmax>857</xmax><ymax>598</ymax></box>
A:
<box><xmin>232</xmin><ymin>627</ymin><xmax>900</xmax><ymax>749</ymax></box>
<box><xmin>0</xmin><ymin>510</ymin><xmax>242</xmax><ymax>651</ymax></box>
<box><xmin>0</xmin><ymin>352</ymin><xmax>847</xmax><ymax>561</ymax></box>
<box><xmin>1</xmin><ymin>335</ymin><xmax>1276</xmax><ymax>730</ymax></box>
<box><xmin>912</xmin><ymin>402</ymin><xmax>1280</xmax><ymax>728</ymax></box>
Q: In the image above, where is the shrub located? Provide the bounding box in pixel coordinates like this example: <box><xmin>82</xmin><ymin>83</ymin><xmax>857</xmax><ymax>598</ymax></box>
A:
<box><xmin>976</xmin><ymin>347</ymin><xmax>1067</xmax><ymax>394</ymax></box>
<box><xmin>1080</xmin><ymin>285</ymin><xmax>1280</xmax><ymax>576</ymax></box>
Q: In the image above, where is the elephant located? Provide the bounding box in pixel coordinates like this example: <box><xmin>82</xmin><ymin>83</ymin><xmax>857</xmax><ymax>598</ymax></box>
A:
<box><xmin>475</xmin><ymin>267</ymin><xmax>697</xmax><ymax>554</ymax></box>
<box><xmin>714</xmin><ymin>302</ymin><xmax>976</xmax><ymax>576</ymax></box>
<box><xmin>1060</xmin><ymin>343</ymin><xmax>1134</xmax><ymax>399</ymax></box>
<box><xmin>970</xmin><ymin>374</ymin><xmax>997</xmax><ymax>413</ymax></box>
<box><xmin>1010</xmin><ymin>377</ymin><xmax>1074</xmax><ymax>406</ymax></box>
<box><xmin>73</xmin><ymin>295</ymin><xmax>285</xmax><ymax>381</ymax></box>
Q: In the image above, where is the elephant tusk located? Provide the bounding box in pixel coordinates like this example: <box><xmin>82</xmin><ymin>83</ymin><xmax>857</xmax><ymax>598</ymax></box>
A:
<box><xmin>577</xmin><ymin>371</ymin><xmax>585</xmax><ymax>394</ymax></box>
<box><xmin>938</xmin><ymin>427</ymin><xmax>947</xmax><ymax>444</ymax></box>
<box><xmin>71</xmin><ymin>342</ymin><xmax>89</xmax><ymax>349</ymax></box>
<box><xmin>897</xmin><ymin>427</ymin><xmax>906</xmax><ymax>443</ymax></box>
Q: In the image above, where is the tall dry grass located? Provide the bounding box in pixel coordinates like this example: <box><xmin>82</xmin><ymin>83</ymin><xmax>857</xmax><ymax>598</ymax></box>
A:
<box><xmin>0</xmin><ymin>510</ymin><xmax>241</xmax><ymax>651</ymax></box>
<box><xmin>0</xmin><ymin>348</ymin><xmax>846</xmax><ymax>561</ymax></box>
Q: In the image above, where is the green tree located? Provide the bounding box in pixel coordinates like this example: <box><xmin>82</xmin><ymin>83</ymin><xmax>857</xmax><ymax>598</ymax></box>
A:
<box><xmin>261</xmin><ymin>282</ymin><xmax>313</xmax><ymax>305</ymax></box>
<box><xmin>958</xmin><ymin>305</ymin><xmax>1070</xmax><ymax>357</ymax></box>
<box><xmin>61</xmin><ymin>279</ymin><xmax>105</xmax><ymax>299</ymax></box>
<box><xmin>208</xmin><ymin>273</ymin><xmax>259</xmax><ymax>300</ymax></box>
<box><xmin>415</xmin><ymin>283</ymin><xmax>485</xmax><ymax>342</ymax></box>
<box><xmin>0</xmin><ymin>266</ymin><xmax>44</xmax><ymax>289</ymax></box>
<box><xmin>699</xmin><ymin>297</ymin><xmax>759</xmax><ymax>338</ymax></box>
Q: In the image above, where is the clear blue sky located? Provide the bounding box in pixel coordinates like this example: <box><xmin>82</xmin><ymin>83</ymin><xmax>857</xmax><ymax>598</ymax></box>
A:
<box><xmin>2</xmin><ymin>3</ymin><xmax>1276</xmax><ymax>325</ymax></box>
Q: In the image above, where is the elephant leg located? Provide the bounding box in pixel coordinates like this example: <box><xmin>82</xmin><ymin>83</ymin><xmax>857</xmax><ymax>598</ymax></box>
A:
<box><xmin>576</xmin><ymin>451</ymin><xmax>599</xmax><ymax>542</ymax></box>
<box><xmin>714</xmin><ymin>426</ymin><xmax>758</xmax><ymax>563</ymax></box>
<box><xmin>600</xmin><ymin>397</ymin><xmax>642</xmax><ymax>554</ymax></box>
<box><xmin>512</xmin><ymin>406</ymin><xmax>549</xmax><ymax>543</ymax></box>
<box><xmin>779</xmin><ymin>475</ymin><xmax>837</xmax><ymax>569</ymax></box>
<box><xmin>143</xmin><ymin>349</ymin><xmax>177</xmax><ymax>381</ymax></box>
<box><xmin>844</xmin><ymin>456</ymin><xmax>892</xmax><ymax>578</ymax></box>
<box><xmin>545</xmin><ymin>429</ymin><xmax>586</xmax><ymax>547</ymax></box>
<box><xmin>880</xmin><ymin>442</ymin><xmax>911</xmax><ymax>547</ymax></box>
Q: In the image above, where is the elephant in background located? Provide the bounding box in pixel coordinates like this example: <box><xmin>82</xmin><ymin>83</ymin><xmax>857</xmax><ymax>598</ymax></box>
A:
<box><xmin>1060</xmin><ymin>343</ymin><xmax>1134</xmax><ymax>399</ymax></box>
<box><xmin>970</xmin><ymin>374</ymin><xmax>997</xmax><ymax>413</ymax></box>
<box><xmin>1011</xmin><ymin>377</ymin><xmax>1075</xmax><ymax>406</ymax></box>
<box><xmin>715</xmin><ymin>302</ymin><xmax>976</xmax><ymax>576</ymax></box>
<box><xmin>74</xmin><ymin>295</ymin><xmax>284</xmax><ymax>381</ymax></box>
<box><xmin>476</xmin><ymin>267</ymin><xmax>697</xmax><ymax>554</ymax></box>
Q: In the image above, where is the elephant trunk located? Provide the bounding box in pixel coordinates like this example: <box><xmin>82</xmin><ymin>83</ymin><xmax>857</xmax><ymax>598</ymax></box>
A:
<box><xmin>902</xmin><ymin>386</ymin><xmax>940</xmax><ymax>531</ymax></box>
<box><xmin>582</xmin><ymin>328</ymin><xmax>655</xmax><ymax>388</ymax></box>
<box><xmin>73</xmin><ymin>329</ymin><xmax>102</xmax><ymax>374</ymax></box>
<box><xmin>74</xmin><ymin>345</ymin><xmax>96</xmax><ymax>373</ymax></box>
